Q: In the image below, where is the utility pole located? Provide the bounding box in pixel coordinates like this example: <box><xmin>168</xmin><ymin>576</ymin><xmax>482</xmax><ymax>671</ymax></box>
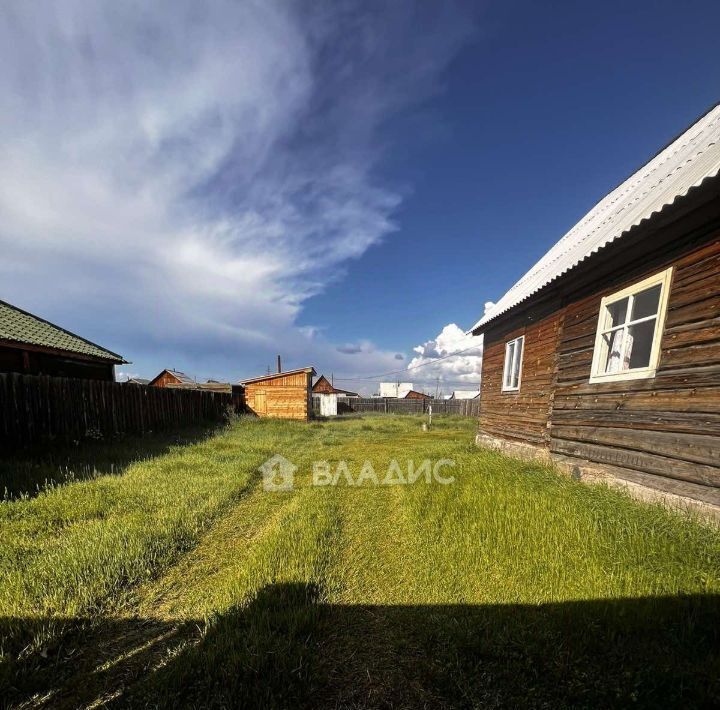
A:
<box><xmin>435</xmin><ymin>377</ymin><xmax>440</xmax><ymax>399</ymax></box>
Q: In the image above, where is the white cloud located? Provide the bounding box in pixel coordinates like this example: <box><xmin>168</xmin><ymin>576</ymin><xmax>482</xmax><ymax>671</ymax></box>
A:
<box><xmin>407</xmin><ymin>323</ymin><xmax>483</xmax><ymax>395</ymax></box>
<box><xmin>116</xmin><ymin>371</ymin><xmax>140</xmax><ymax>383</ymax></box>
<box><xmin>0</xmin><ymin>1</ymin><xmax>473</xmax><ymax>380</ymax></box>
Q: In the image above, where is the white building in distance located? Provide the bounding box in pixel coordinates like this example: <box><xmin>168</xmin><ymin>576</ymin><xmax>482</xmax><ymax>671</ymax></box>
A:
<box><xmin>379</xmin><ymin>382</ymin><xmax>413</xmax><ymax>398</ymax></box>
<box><xmin>450</xmin><ymin>390</ymin><xmax>480</xmax><ymax>400</ymax></box>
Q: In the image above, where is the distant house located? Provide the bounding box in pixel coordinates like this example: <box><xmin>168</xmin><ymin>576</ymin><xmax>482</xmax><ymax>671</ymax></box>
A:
<box><xmin>470</xmin><ymin>104</ymin><xmax>720</xmax><ymax>510</ymax></box>
<box><xmin>449</xmin><ymin>390</ymin><xmax>480</xmax><ymax>400</ymax></box>
<box><xmin>148</xmin><ymin>371</ymin><xmax>239</xmax><ymax>400</ymax></box>
<box><xmin>125</xmin><ymin>377</ymin><xmax>150</xmax><ymax>385</ymax></box>
<box><xmin>404</xmin><ymin>390</ymin><xmax>432</xmax><ymax>400</ymax></box>
<box><xmin>241</xmin><ymin>367</ymin><xmax>316</xmax><ymax>420</ymax></box>
<box><xmin>312</xmin><ymin>375</ymin><xmax>359</xmax><ymax>398</ymax></box>
<box><xmin>0</xmin><ymin>299</ymin><xmax>125</xmax><ymax>381</ymax></box>
<box><xmin>149</xmin><ymin>369</ymin><xmax>196</xmax><ymax>387</ymax></box>
<box><xmin>379</xmin><ymin>382</ymin><xmax>413</xmax><ymax>398</ymax></box>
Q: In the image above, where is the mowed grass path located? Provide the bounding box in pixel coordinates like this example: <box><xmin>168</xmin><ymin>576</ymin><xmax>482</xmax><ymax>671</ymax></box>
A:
<box><xmin>1</xmin><ymin>416</ymin><xmax>719</xmax><ymax>708</ymax></box>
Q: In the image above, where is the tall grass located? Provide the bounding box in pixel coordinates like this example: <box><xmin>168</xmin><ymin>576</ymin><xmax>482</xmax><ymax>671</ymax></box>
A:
<box><xmin>1</xmin><ymin>425</ymin><xmax>219</xmax><ymax>500</ymax></box>
<box><xmin>0</xmin><ymin>419</ymin><xmax>306</xmax><ymax>633</ymax></box>
<box><xmin>1</xmin><ymin>415</ymin><xmax>718</xmax><ymax>707</ymax></box>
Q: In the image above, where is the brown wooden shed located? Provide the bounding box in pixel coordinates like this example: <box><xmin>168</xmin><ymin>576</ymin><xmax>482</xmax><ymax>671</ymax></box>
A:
<box><xmin>312</xmin><ymin>374</ymin><xmax>359</xmax><ymax>397</ymax></box>
<box><xmin>404</xmin><ymin>389</ymin><xmax>432</xmax><ymax>400</ymax></box>
<box><xmin>470</xmin><ymin>103</ymin><xmax>720</xmax><ymax>513</ymax></box>
<box><xmin>241</xmin><ymin>367</ymin><xmax>316</xmax><ymax>420</ymax></box>
<box><xmin>148</xmin><ymin>369</ymin><xmax>196</xmax><ymax>388</ymax></box>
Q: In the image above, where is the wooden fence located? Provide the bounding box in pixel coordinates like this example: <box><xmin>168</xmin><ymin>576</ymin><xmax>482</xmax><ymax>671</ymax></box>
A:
<box><xmin>312</xmin><ymin>396</ymin><xmax>480</xmax><ymax>417</ymax></box>
<box><xmin>0</xmin><ymin>373</ymin><xmax>235</xmax><ymax>447</ymax></box>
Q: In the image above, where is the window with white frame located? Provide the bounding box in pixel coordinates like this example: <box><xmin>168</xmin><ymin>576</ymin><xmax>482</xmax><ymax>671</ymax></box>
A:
<box><xmin>589</xmin><ymin>267</ymin><xmax>673</xmax><ymax>383</ymax></box>
<box><xmin>502</xmin><ymin>336</ymin><xmax>524</xmax><ymax>391</ymax></box>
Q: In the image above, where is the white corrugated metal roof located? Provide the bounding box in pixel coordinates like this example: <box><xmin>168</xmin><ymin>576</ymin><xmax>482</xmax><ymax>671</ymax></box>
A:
<box><xmin>471</xmin><ymin>104</ymin><xmax>720</xmax><ymax>333</ymax></box>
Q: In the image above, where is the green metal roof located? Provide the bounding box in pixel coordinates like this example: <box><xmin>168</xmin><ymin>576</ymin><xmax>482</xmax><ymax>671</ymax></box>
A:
<box><xmin>0</xmin><ymin>300</ymin><xmax>126</xmax><ymax>363</ymax></box>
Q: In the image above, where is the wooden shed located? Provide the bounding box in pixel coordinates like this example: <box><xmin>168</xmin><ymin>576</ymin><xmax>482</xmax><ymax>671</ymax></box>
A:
<box><xmin>404</xmin><ymin>389</ymin><xmax>432</xmax><ymax>400</ymax></box>
<box><xmin>312</xmin><ymin>374</ymin><xmax>359</xmax><ymax>397</ymax></box>
<box><xmin>0</xmin><ymin>299</ymin><xmax>126</xmax><ymax>381</ymax></box>
<box><xmin>149</xmin><ymin>369</ymin><xmax>196</xmax><ymax>387</ymax></box>
<box><xmin>241</xmin><ymin>367</ymin><xmax>316</xmax><ymax>420</ymax></box>
<box><xmin>470</xmin><ymin>103</ymin><xmax>720</xmax><ymax>512</ymax></box>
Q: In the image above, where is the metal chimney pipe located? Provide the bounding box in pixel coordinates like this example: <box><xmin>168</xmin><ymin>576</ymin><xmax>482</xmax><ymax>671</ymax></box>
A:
<box><xmin>277</xmin><ymin>355</ymin><xmax>282</xmax><ymax>373</ymax></box>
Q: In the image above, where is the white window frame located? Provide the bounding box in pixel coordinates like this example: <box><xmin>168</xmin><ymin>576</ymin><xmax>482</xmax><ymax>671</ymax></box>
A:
<box><xmin>589</xmin><ymin>267</ymin><xmax>673</xmax><ymax>384</ymax></box>
<box><xmin>502</xmin><ymin>335</ymin><xmax>524</xmax><ymax>392</ymax></box>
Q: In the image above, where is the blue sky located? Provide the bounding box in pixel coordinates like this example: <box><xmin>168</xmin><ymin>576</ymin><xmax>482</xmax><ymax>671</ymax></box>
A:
<box><xmin>1</xmin><ymin>1</ymin><xmax>719</xmax><ymax>394</ymax></box>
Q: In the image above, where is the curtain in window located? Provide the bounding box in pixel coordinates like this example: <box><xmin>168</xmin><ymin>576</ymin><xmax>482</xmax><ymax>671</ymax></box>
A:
<box><xmin>606</xmin><ymin>330</ymin><xmax>624</xmax><ymax>373</ymax></box>
<box><xmin>622</xmin><ymin>332</ymin><xmax>634</xmax><ymax>370</ymax></box>
<box><xmin>605</xmin><ymin>330</ymin><xmax>634</xmax><ymax>373</ymax></box>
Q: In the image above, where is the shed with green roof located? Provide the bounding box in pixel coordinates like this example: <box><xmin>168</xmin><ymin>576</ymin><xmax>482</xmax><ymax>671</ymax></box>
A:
<box><xmin>0</xmin><ymin>300</ymin><xmax>126</xmax><ymax>381</ymax></box>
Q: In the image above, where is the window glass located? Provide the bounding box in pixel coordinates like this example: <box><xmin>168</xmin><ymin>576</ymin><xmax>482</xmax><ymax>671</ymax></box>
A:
<box><xmin>590</xmin><ymin>268</ymin><xmax>672</xmax><ymax>383</ymax></box>
<box><xmin>502</xmin><ymin>336</ymin><xmax>523</xmax><ymax>390</ymax></box>
<box><xmin>503</xmin><ymin>341</ymin><xmax>514</xmax><ymax>388</ymax></box>
<box><xmin>512</xmin><ymin>338</ymin><xmax>523</xmax><ymax>384</ymax></box>
<box><xmin>606</xmin><ymin>297</ymin><xmax>629</xmax><ymax>329</ymax></box>
<box><xmin>598</xmin><ymin>332</ymin><xmax>612</xmax><ymax>370</ymax></box>
<box><xmin>627</xmin><ymin>320</ymin><xmax>655</xmax><ymax>369</ymax></box>
<box><xmin>631</xmin><ymin>284</ymin><xmax>662</xmax><ymax>320</ymax></box>
<box><xmin>603</xmin><ymin>330</ymin><xmax>626</xmax><ymax>373</ymax></box>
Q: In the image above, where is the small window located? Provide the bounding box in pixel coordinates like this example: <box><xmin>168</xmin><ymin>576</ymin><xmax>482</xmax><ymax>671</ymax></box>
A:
<box><xmin>589</xmin><ymin>268</ymin><xmax>673</xmax><ymax>383</ymax></box>
<box><xmin>502</xmin><ymin>336</ymin><xmax>524</xmax><ymax>391</ymax></box>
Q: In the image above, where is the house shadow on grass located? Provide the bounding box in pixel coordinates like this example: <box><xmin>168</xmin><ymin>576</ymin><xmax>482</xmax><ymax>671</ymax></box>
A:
<box><xmin>0</xmin><ymin>423</ymin><xmax>222</xmax><ymax>500</ymax></box>
<box><xmin>2</xmin><ymin>584</ymin><xmax>719</xmax><ymax>709</ymax></box>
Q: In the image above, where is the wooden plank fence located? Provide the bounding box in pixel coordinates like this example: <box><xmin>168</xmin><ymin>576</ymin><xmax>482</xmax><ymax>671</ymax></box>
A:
<box><xmin>0</xmin><ymin>373</ymin><xmax>235</xmax><ymax>447</ymax></box>
<box><xmin>312</xmin><ymin>396</ymin><xmax>480</xmax><ymax>417</ymax></box>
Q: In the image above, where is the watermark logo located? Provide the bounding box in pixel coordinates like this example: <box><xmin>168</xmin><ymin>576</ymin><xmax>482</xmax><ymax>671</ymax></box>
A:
<box><xmin>313</xmin><ymin>459</ymin><xmax>455</xmax><ymax>486</ymax></box>
<box><xmin>259</xmin><ymin>455</ymin><xmax>455</xmax><ymax>492</ymax></box>
<box><xmin>260</xmin><ymin>454</ymin><xmax>297</xmax><ymax>492</ymax></box>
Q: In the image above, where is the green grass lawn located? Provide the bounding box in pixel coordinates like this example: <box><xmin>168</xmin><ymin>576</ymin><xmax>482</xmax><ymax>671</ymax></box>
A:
<box><xmin>1</xmin><ymin>416</ymin><xmax>718</xmax><ymax>708</ymax></box>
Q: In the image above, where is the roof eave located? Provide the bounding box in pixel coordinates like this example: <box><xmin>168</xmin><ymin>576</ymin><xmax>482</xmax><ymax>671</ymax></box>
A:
<box><xmin>467</xmin><ymin>103</ymin><xmax>720</xmax><ymax>337</ymax></box>
<box><xmin>470</xmin><ymin>169</ymin><xmax>720</xmax><ymax>337</ymax></box>
<box><xmin>239</xmin><ymin>366</ymin><xmax>316</xmax><ymax>385</ymax></box>
<box><xmin>0</xmin><ymin>337</ymin><xmax>127</xmax><ymax>365</ymax></box>
<box><xmin>0</xmin><ymin>300</ymin><xmax>127</xmax><ymax>364</ymax></box>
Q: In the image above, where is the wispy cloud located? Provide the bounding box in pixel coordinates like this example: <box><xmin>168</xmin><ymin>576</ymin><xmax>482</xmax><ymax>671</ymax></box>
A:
<box><xmin>0</xmin><ymin>1</ymin><xmax>474</xmax><ymax>379</ymax></box>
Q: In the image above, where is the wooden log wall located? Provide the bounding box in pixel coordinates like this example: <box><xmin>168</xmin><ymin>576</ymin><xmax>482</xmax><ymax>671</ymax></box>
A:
<box><xmin>478</xmin><ymin>311</ymin><xmax>563</xmax><ymax>445</ymax></box>
<box><xmin>0</xmin><ymin>373</ymin><xmax>233</xmax><ymax>447</ymax></box>
<box><xmin>244</xmin><ymin>371</ymin><xmax>312</xmax><ymax>421</ymax></box>
<box><xmin>551</xmin><ymin>238</ymin><xmax>720</xmax><ymax>492</ymax></box>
